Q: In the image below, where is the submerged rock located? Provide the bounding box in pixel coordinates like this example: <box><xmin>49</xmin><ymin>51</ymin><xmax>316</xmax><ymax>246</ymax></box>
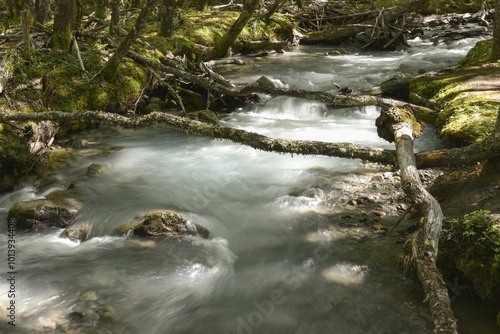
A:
<box><xmin>119</xmin><ymin>210</ymin><xmax>209</xmax><ymax>238</ymax></box>
<box><xmin>87</xmin><ymin>163</ymin><xmax>109</xmax><ymax>177</ymax></box>
<box><xmin>7</xmin><ymin>186</ymin><xmax>84</xmax><ymax>230</ymax></box>
<box><xmin>61</xmin><ymin>223</ymin><xmax>92</xmax><ymax>242</ymax></box>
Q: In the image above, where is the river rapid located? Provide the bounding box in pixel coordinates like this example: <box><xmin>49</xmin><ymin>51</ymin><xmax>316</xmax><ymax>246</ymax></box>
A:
<box><xmin>0</xmin><ymin>33</ymin><xmax>497</xmax><ymax>333</ymax></box>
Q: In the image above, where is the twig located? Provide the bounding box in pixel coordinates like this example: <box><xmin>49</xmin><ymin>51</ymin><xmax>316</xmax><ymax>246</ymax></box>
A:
<box><xmin>389</xmin><ymin>204</ymin><xmax>413</xmax><ymax>234</ymax></box>
<box><xmin>73</xmin><ymin>35</ymin><xmax>87</xmax><ymax>74</ymax></box>
<box><xmin>133</xmin><ymin>69</ymin><xmax>153</xmax><ymax>115</ymax></box>
<box><xmin>165</xmin><ymin>81</ymin><xmax>188</xmax><ymax>117</ymax></box>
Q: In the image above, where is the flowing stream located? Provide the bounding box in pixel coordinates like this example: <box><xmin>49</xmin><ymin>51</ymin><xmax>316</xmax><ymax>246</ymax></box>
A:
<box><xmin>0</xmin><ymin>33</ymin><xmax>498</xmax><ymax>333</ymax></box>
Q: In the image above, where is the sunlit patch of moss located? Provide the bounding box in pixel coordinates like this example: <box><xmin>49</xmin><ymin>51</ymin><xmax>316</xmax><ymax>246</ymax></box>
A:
<box><xmin>460</xmin><ymin>39</ymin><xmax>495</xmax><ymax>67</ymax></box>
<box><xmin>410</xmin><ymin>63</ymin><xmax>500</xmax><ymax>145</ymax></box>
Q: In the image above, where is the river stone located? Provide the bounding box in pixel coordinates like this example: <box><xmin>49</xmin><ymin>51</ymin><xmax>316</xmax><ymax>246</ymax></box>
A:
<box><xmin>7</xmin><ymin>186</ymin><xmax>84</xmax><ymax>230</ymax></box>
<box><xmin>87</xmin><ymin>163</ymin><xmax>108</xmax><ymax>177</ymax></box>
<box><xmin>61</xmin><ymin>224</ymin><xmax>91</xmax><ymax>242</ymax></box>
<box><xmin>188</xmin><ymin>110</ymin><xmax>219</xmax><ymax>125</ymax></box>
<box><xmin>120</xmin><ymin>210</ymin><xmax>209</xmax><ymax>238</ymax></box>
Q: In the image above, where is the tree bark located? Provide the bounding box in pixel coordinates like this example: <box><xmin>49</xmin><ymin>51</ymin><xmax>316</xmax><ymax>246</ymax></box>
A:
<box><xmin>0</xmin><ymin>110</ymin><xmax>398</xmax><ymax>165</ymax></box>
<box><xmin>22</xmin><ymin>8</ymin><xmax>31</xmax><ymax>60</ymax></box>
<box><xmin>109</xmin><ymin>0</ymin><xmax>120</xmax><ymax>37</ymax></box>
<box><xmin>385</xmin><ymin>108</ymin><xmax>458</xmax><ymax>334</ymax></box>
<box><xmin>103</xmin><ymin>0</ymin><xmax>157</xmax><ymax>80</ymax></box>
<box><xmin>1</xmin><ymin>109</ymin><xmax>499</xmax><ymax>171</ymax></box>
<box><xmin>208</xmin><ymin>0</ymin><xmax>260</xmax><ymax>60</ymax></box>
<box><xmin>96</xmin><ymin>0</ymin><xmax>108</xmax><ymax>20</ymax></box>
<box><xmin>34</xmin><ymin>0</ymin><xmax>51</xmax><ymax>24</ymax></box>
<box><xmin>52</xmin><ymin>0</ymin><xmax>77</xmax><ymax>51</ymax></box>
<box><xmin>493</xmin><ymin>0</ymin><xmax>500</xmax><ymax>60</ymax></box>
<box><xmin>158</xmin><ymin>0</ymin><xmax>176</xmax><ymax>37</ymax></box>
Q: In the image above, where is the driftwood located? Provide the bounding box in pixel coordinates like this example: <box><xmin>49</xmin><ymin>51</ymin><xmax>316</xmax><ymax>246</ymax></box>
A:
<box><xmin>381</xmin><ymin>107</ymin><xmax>458</xmax><ymax>334</ymax></box>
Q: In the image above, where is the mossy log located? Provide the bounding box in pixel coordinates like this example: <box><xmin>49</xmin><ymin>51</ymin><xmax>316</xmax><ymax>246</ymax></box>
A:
<box><xmin>1</xmin><ymin>110</ymin><xmax>499</xmax><ymax>169</ymax></box>
<box><xmin>382</xmin><ymin>107</ymin><xmax>458</xmax><ymax>334</ymax></box>
<box><xmin>0</xmin><ymin>110</ymin><xmax>397</xmax><ymax>165</ymax></box>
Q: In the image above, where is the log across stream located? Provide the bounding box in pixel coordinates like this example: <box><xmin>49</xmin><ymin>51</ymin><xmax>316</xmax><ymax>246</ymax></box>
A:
<box><xmin>0</xmin><ymin>34</ymin><xmax>498</xmax><ymax>333</ymax></box>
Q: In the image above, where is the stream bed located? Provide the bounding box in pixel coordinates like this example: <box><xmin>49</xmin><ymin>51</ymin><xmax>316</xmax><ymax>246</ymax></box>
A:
<box><xmin>0</xmin><ymin>33</ymin><xmax>498</xmax><ymax>333</ymax></box>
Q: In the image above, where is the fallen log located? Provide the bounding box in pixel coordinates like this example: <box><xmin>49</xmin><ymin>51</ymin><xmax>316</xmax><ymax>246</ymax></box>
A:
<box><xmin>0</xmin><ymin>110</ymin><xmax>398</xmax><ymax>165</ymax></box>
<box><xmin>381</xmin><ymin>107</ymin><xmax>458</xmax><ymax>334</ymax></box>
<box><xmin>1</xmin><ymin>109</ymin><xmax>499</xmax><ymax>170</ymax></box>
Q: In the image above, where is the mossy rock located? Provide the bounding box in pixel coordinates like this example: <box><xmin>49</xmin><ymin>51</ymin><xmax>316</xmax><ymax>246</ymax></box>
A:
<box><xmin>188</xmin><ymin>110</ymin><xmax>219</xmax><ymax>125</ymax></box>
<box><xmin>0</xmin><ymin>124</ymin><xmax>31</xmax><ymax>193</ymax></box>
<box><xmin>7</xmin><ymin>186</ymin><xmax>84</xmax><ymax>230</ymax></box>
<box><xmin>119</xmin><ymin>210</ymin><xmax>209</xmax><ymax>238</ymax></box>
<box><xmin>439</xmin><ymin>211</ymin><xmax>500</xmax><ymax>301</ymax></box>
<box><xmin>409</xmin><ymin>63</ymin><xmax>500</xmax><ymax>146</ymax></box>
<box><xmin>460</xmin><ymin>39</ymin><xmax>495</xmax><ymax>67</ymax></box>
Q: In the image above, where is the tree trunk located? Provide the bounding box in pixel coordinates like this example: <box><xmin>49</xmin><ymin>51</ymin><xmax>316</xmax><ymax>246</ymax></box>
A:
<box><xmin>96</xmin><ymin>0</ymin><xmax>108</xmax><ymax>20</ymax></box>
<box><xmin>102</xmin><ymin>0</ymin><xmax>157</xmax><ymax>81</ymax></box>
<box><xmin>109</xmin><ymin>0</ymin><xmax>120</xmax><ymax>37</ymax></box>
<box><xmin>2</xmin><ymin>109</ymin><xmax>500</xmax><ymax>171</ymax></box>
<box><xmin>158</xmin><ymin>0</ymin><xmax>176</xmax><ymax>37</ymax></box>
<box><xmin>208</xmin><ymin>0</ymin><xmax>260</xmax><ymax>60</ymax></box>
<box><xmin>34</xmin><ymin>0</ymin><xmax>51</xmax><ymax>24</ymax></box>
<box><xmin>22</xmin><ymin>8</ymin><xmax>31</xmax><ymax>60</ymax></box>
<box><xmin>493</xmin><ymin>0</ymin><xmax>500</xmax><ymax>60</ymax></box>
<box><xmin>52</xmin><ymin>0</ymin><xmax>77</xmax><ymax>51</ymax></box>
<box><xmin>384</xmin><ymin>108</ymin><xmax>458</xmax><ymax>334</ymax></box>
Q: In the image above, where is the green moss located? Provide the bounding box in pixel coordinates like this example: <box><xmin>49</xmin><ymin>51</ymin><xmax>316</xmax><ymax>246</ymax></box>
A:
<box><xmin>410</xmin><ymin>63</ymin><xmax>500</xmax><ymax>145</ymax></box>
<box><xmin>460</xmin><ymin>40</ymin><xmax>495</xmax><ymax>67</ymax></box>
<box><xmin>0</xmin><ymin>125</ymin><xmax>31</xmax><ymax>189</ymax></box>
<box><xmin>440</xmin><ymin>211</ymin><xmax>500</xmax><ymax>301</ymax></box>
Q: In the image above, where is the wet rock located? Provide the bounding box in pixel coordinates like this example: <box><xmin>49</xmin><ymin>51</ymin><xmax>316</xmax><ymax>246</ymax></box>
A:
<box><xmin>119</xmin><ymin>210</ymin><xmax>209</xmax><ymax>238</ymax></box>
<box><xmin>80</xmin><ymin>291</ymin><xmax>98</xmax><ymax>301</ymax></box>
<box><xmin>188</xmin><ymin>109</ymin><xmax>219</xmax><ymax>125</ymax></box>
<box><xmin>7</xmin><ymin>186</ymin><xmax>84</xmax><ymax>230</ymax></box>
<box><xmin>253</xmin><ymin>76</ymin><xmax>286</xmax><ymax>89</ymax></box>
<box><xmin>61</xmin><ymin>224</ymin><xmax>91</xmax><ymax>242</ymax></box>
<box><xmin>87</xmin><ymin>163</ymin><xmax>109</xmax><ymax>177</ymax></box>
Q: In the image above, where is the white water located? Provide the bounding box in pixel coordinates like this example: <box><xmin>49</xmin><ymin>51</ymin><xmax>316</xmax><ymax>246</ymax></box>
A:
<box><xmin>0</xmin><ymin>34</ymin><xmax>497</xmax><ymax>333</ymax></box>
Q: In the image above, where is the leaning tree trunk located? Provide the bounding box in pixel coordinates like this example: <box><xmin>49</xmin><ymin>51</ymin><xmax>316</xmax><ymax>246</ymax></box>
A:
<box><xmin>103</xmin><ymin>0</ymin><xmax>157</xmax><ymax>81</ymax></box>
<box><xmin>380</xmin><ymin>107</ymin><xmax>458</xmax><ymax>334</ymax></box>
<box><xmin>208</xmin><ymin>0</ymin><xmax>260</xmax><ymax>60</ymax></box>
<box><xmin>52</xmin><ymin>0</ymin><xmax>77</xmax><ymax>50</ymax></box>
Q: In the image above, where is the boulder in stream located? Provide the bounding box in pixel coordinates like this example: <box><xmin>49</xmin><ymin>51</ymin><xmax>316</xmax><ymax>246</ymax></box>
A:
<box><xmin>7</xmin><ymin>185</ymin><xmax>84</xmax><ymax>230</ymax></box>
<box><xmin>119</xmin><ymin>210</ymin><xmax>209</xmax><ymax>238</ymax></box>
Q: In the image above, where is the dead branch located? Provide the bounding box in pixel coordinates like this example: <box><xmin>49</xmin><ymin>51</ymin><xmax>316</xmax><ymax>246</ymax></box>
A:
<box><xmin>382</xmin><ymin>107</ymin><xmax>458</xmax><ymax>334</ymax></box>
